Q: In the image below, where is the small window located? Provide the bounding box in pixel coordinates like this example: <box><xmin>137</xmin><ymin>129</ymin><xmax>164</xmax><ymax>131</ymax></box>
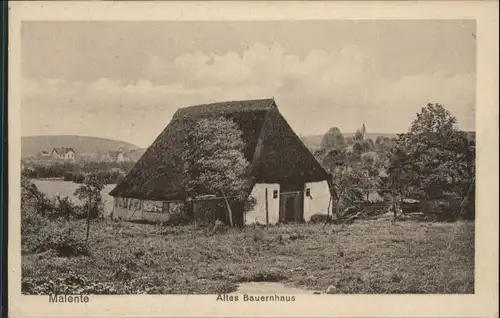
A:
<box><xmin>305</xmin><ymin>188</ymin><xmax>311</xmax><ymax>197</ymax></box>
<box><xmin>273</xmin><ymin>190</ymin><xmax>278</xmax><ymax>199</ymax></box>
<box><xmin>162</xmin><ymin>202</ymin><xmax>170</xmax><ymax>213</ymax></box>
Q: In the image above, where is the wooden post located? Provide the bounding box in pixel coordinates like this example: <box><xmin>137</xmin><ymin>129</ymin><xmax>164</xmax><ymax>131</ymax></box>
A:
<box><xmin>325</xmin><ymin>196</ymin><xmax>332</xmax><ymax>224</ymax></box>
<box><xmin>221</xmin><ymin>189</ymin><xmax>233</xmax><ymax>227</ymax></box>
<box><xmin>265</xmin><ymin>188</ymin><xmax>269</xmax><ymax>227</ymax></box>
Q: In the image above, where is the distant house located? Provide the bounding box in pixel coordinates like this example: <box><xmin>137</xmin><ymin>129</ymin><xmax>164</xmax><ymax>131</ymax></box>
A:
<box><xmin>109</xmin><ymin>98</ymin><xmax>331</xmax><ymax>226</ymax></box>
<box><xmin>108</xmin><ymin>150</ymin><xmax>127</xmax><ymax>163</ymax></box>
<box><xmin>51</xmin><ymin>147</ymin><xmax>76</xmax><ymax>160</ymax></box>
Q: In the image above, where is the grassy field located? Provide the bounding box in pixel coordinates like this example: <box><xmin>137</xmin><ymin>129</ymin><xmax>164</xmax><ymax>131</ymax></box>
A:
<box><xmin>22</xmin><ymin>217</ymin><xmax>474</xmax><ymax>295</ymax></box>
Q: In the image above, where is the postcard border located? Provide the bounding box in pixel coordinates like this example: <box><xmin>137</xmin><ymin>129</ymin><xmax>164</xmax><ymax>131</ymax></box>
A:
<box><xmin>8</xmin><ymin>1</ymin><xmax>499</xmax><ymax>318</ymax></box>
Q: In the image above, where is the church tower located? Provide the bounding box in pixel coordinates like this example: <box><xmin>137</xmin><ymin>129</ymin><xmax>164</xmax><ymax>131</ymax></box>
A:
<box><xmin>361</xmin><ymin>123</ymin><xmax>367</xmax><ymax>140</ymax></box>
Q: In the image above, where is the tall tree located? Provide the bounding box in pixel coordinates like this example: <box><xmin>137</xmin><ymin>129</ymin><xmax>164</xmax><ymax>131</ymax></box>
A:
<box><xmin>74</xmin><ymin>174</ymin><xmax>105</xmax><ymax>241</ymax></box>
<box><xmin>375</xmin><ymin>136</ymin><xmax>396</xmax><ymax>154</ymax></box>
<box><xmin>361</xmin><ymin>123</ymin><xmax>367</xmax><ymax>137</ymax></box>
<box><xmin>320</xmin><ymin>127</ymin><xmax>347</xmax><ymax>150</ymax></box>
<box><xmin>320</xmin><ymin>149</ymin><xmax>364</xmax><ymax>220</ymax></box>
<box><xmin>387</xmin><ymin>103</ymin><xmax>475</xmax><ymax>218</ymax></box>
<box><xmin>354</xmin><ymin>129</ymin><xmax>364</xmax><ymax>142</ymax></box>
<box><xmin>360</xmin><ymin>154</ymin><xmax>381</xmax><ymax>201</ymax></box>
<box><xmin>180</xmin><ymin>117</ymin><xmax>252</xmax><ymax>227</ymax></box>
<box><xmin>362</xmin><ymin>138</ymin><xmax>375</xmax><ymax>153</ymax></box>
<box><xmin>352</xmin><ymin>141</ymin><xmax>364</xmax><ymax>155</ymax></box>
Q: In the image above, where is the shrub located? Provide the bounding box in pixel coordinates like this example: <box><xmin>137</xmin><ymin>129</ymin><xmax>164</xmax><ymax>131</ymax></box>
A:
<box><xmin>21</xmin><ymin>208</ymin><xmax>50</xmax><ymax>254</ymax></box>
<box><xmin>22</xmin><ymin>273</ymin><xmax>118</xmax><ymax>295</ymax></box>
<box><xmin>211</xmin><ymin>220</ymin><xmax>229</xmax><ymax>234</ymax></box>
<box><xmin>309</xmin><ymin>214</ymin><xmax>332</xmax><ymax>224</ymax></box>
<box><xmin>46</xmin><ymin>228</ymin><xmax>91</xmax><ymax>257</ymax></box>
<box><xmin>166</xmin><ymin>209</ymin><xmax>192</xmax><ymax>226</ymax></box>
<box><xmin>50</xmin><ymin>195</ymin><xmax>85</xmax><ymax>220</ymax></box>
<box><xmin>23</xmin><ymin>219</ymin><xmax>90</xmax><ymax>257</ymax></box>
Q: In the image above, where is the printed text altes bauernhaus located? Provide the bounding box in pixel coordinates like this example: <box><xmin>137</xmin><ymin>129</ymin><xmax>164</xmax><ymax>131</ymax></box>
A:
<box><xmin>216</xmin><ymin>294</ymin><xmax>296</xmax><ymax>302</ymax></box>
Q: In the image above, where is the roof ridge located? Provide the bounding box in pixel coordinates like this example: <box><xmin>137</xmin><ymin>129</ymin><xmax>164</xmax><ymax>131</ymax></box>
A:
<box><xmin>178</xmin><ymin>98</ymin><xmax>274</xmax><ymax>110</ymax></box>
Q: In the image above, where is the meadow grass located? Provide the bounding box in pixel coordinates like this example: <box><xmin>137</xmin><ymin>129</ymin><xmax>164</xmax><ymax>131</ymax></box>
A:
<box><xmin>22</xmin><ymin>218</ymin><xmax>474</xmax><ymax>294</ymax></box>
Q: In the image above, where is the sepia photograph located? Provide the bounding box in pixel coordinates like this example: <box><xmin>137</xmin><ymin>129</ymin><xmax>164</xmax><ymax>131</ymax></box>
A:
<box><xmin>19</xmin><ymin>18</ymin><xmax>477</xmax><ymax>295</ymax></box>
<box><xmin>7</xmin><ymin>1</ymin><xmax>499</xmax><ymax>318</ymax></box>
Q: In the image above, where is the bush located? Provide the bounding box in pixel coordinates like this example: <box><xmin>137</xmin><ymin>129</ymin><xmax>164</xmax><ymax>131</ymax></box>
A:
<box><xmin>21</xmin><ymin>178</ymin><xmax>90</xmax><ymax>255</ymax></box>
<box><xmin>22</xmin><ymin>218</ymin><xmax>90</xmax><ymax>256</ymax></box>
<box><xmin>166</xmin><ymin>209</ymin><xmax>192</xmax><ymax>226</ymax></box>
<box><xmin>46</xmin><ymin>229</ymin><xmax>91</xmax><ymax>257</ymax></box>
<box><xmin>22</xmin><ymin>273</ymin><xmax>118</xmax><ymax>295</ymax></box>
<box><xmin>421</xmin><ymin>198</ymin><xmax>461</xmax><ymax>222</ymax></box>
<box><xmin>50</xmin><ymin>195</ymin><xmax>85</xmax><ymax>220</ymax></box>
<box><xmin>21</xmin><ymin>208</ymin><xmax>50</xmax><ymax>254</ymax></box>
<box><xmin>309</xmin><ymin>214</ymin><xmax>332</xmax><ymax>223</ymax></box>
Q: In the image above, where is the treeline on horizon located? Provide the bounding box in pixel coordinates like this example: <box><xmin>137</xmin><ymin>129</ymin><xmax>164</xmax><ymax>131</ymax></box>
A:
<box><xmin>21</xmin><ymin>161</ymin><xmax>135</xmax><ymax>184</ymax></box>
<box><xmin>312</xmin><ymin>103</ymin><xmax>476</xmax><ymax>221</ymax></box>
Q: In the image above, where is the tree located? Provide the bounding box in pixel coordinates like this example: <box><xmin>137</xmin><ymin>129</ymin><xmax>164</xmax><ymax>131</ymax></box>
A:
<box><xmin>345</xmin><ymin>136</ymin><xmax>354</xmax><ymax>146</ymax></box>
<box><xmin>180</xmin><ymin>117</ymin><xmax>252</xmax><ymax>227</ymax></box>
<box><xmin>74</xmin><ymin>174</ymin><xmax>105</xmax><ymax>241</ymax></box>
<box><xmin>352</xmin><ymin>141</ymin><xmax>364</xmax><ymax>155</ymax></box>
<box><xmin>320</xmin><ymin>149</ymin><xmax>364</xmax><ymax>220</ymax></box>
<box><xmin>354</xmin><ymin>129</ymin><xmax>364</xmax><ymax>142</ymax></box>
<box><xmin>387</xmin><ymin>103</ymin><xmax>475</xmax><ymax>219</ymax></box>
<box><xmin>362</xmin><ymin>138</ymin><xmax>375</xmax><ymax>153</ymax></box>
<box><xmin>378</xmin><ymin>146</ymin><xmax>419</xmax><ymax>220</ymax></box>
<box><xmin>361</xmin><ymin>123</ymin><xmax>367</xmax><ymax>135</ymax></box>
<box><xmin>320</xmin><ymin>127</ymin><xmax>347</xmax><ymax>150</ymax></box>
<box><xmin>360</xmin><ymin>154</ymin><xmax>381</xmax><ymax>201</ymax></box>
<box><xmin>375</xmin><ymin>136</ymin><xmax>396</xmax><ymax>154</ymax></box>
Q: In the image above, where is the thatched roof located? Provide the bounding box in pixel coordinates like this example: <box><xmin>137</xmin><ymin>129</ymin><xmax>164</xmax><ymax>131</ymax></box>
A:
<box><xmin>109</xmin><ymin>98</ymin><xmax>329</xmax><ymax>200</ymax></box>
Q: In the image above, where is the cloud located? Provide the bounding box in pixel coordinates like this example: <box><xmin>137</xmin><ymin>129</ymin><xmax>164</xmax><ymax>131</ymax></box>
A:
<box><xmin>22</xmin><ymin>42</ymin><xmax>475</xmax><ymax>147</ymax></box>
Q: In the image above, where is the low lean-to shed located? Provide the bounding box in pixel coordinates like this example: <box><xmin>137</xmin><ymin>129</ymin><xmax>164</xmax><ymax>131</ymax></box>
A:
<box><xmin>109</xmin><ymin>98</ymin><xmax>331</xmax><ymax>226</ymax></box>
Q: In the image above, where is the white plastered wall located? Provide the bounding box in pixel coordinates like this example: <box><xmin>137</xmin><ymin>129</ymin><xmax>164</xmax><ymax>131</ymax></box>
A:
<box><xmin>303</xmin><ymin>180</ymin><xmax>331</xmax><ymax>221</ymax></box>
<box><xmin>113</xmin><ymin>197</ymin><xmax>176</xmax><ymax>222</ymax></box>
<box><xmin>244</xmin><ymin>183</ymin><xmax>280</xmax><ymax>225</ymax></box>
<box><xmin>112</xmin><ymin>197</ymin><xmax>143</xmax><ymax>221</ymax></box>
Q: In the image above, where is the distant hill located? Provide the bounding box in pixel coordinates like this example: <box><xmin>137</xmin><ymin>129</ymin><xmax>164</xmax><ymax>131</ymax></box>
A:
<box><xmin>21</xmin><ymin>135</ymin><xmax>141</xmax><ymax>159</ymax></box>
<box><xmin>301</xmin><ymin>132</ymin><xmax>399</xmax><ymax>150</ymax></box>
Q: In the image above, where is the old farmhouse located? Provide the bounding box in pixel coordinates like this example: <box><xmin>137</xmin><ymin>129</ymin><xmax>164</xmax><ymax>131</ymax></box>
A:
<box><xmin>109</xmin><ymin>99</ymin><xmax>331</xmax><ymax>226</ymax></box>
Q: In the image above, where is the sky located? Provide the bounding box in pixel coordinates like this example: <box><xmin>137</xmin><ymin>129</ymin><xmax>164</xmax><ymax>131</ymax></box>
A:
<box><xmin>21</xmin><ymin>20</ymin><xmax>476</xmax><ymax>148</ymax></box>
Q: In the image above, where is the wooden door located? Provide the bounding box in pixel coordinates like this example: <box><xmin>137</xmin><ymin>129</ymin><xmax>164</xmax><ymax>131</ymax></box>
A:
<box><xmin>279</xmin><ymin>192</ymin><xmax>304</xmax><ymax>223</ymax></box>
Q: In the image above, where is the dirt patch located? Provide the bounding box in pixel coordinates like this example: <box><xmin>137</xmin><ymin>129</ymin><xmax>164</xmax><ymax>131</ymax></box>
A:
<box><xmin>231</xmin><ymin>282</ymin><xmax>314</xmax><ymax>294</ymax></box>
